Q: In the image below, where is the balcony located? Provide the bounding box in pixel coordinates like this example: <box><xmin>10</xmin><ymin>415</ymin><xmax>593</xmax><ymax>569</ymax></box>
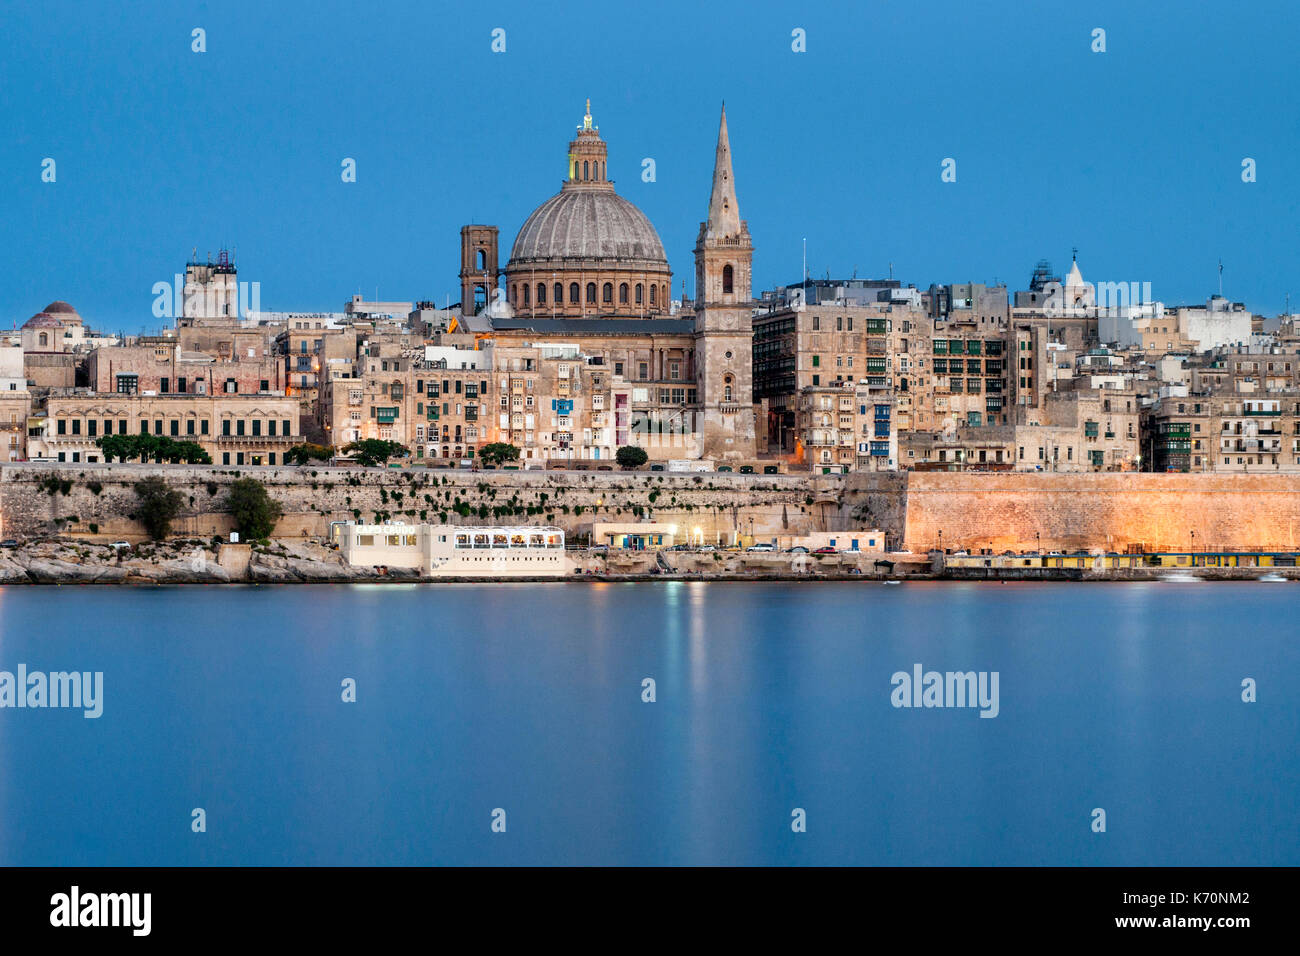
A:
<box><xmin>1243</xmin><ymin>408</ymin><xmax>1281</xmax><ymax>416</ymax></box>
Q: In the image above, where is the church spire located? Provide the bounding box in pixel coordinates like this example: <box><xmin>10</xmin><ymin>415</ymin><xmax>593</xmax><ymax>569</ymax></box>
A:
<box><xmin>705</xmin><ymin>103</ymin><xmax>741</xmax><ymax>239</ymax></box>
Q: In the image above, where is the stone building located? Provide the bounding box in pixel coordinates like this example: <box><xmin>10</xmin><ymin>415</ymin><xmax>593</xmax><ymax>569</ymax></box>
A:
<box><xmin>753</xmin><ymin>303</ymin><xmax>910</xmax><ymax>457</ymax></box>
<box><xmin>87</xmin><ymin>342</ymin><xmax>283</xmax><ymax>397</ymax></box>
<box><xmin>32</xmin><ymin>392</ymin><xmax>302</xmax><ymax>465</ymax></box>
<box><xmin>1145</xmin><ymin>390</ymin><xmax>1300</xmax><ymax>473</ymax></box>
<box><xmin>320</xmin><ymin>343</ymin><xmax>493</xmax><ymax>463</ymax></box>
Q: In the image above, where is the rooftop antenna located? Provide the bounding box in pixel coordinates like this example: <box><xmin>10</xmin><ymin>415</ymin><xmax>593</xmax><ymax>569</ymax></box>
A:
<box><xmin>1218</xmin><ymin>259</ymin><xmax>1223</xmax><ymax>298</ymax></box>
<box><xmin>889</xmin><ymin>262</ymin><xmax>894</xmax><ymax>280</ymax></box>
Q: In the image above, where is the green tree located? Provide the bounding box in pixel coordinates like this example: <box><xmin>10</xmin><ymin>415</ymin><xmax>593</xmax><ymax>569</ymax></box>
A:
<box><xmin>133</xmin><ymin>476</ymin><xmax>185</xmax><ymax>540</ymax></box>
<box><xmin>97</xmin><ymin>434</ymin><xmax>210</xmax><ymax>464</ymax></box>
<box><xmin>286</xmin><ymin>443</ymin><xmax>334</xmax><ymax>466</ymax></box>
<box><xmin>616</xmin><ymin>445</ymin><xmax>648</xmax><ymax>469</ymax></box>
<box><xmin>342</xmin><ymin>439</ymin><xmax>408</xmax><ymax>467</ymax></box>
<box><xmin>166</xmin><ymin>440</ymin><xmax>212</xmax><ymax>464</ymax></box>
<box><xmin>226</xmin><ymin>478</ymin><xmax>284</xmax><ymax>540</ymax></box>
<box><xmin>479</xmin><ymin>442</ymin><xmax>520</xmax><ymax>467</ymax></box>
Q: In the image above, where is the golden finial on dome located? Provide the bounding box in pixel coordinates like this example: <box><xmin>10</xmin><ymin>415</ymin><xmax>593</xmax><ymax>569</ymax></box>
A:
<box><xmin>583</xmin><ymin>98</ymin><xmax>593</xmax><ymax>130</ymax></box>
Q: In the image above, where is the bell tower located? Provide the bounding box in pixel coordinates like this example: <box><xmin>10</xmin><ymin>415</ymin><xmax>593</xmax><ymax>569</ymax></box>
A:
<box><xmin>460</xmin><ymin>225</ymin><xmax>499</xmax><ymax>315</ymax></box>
<box><xmin>693</xmin><ymin>103</ymin><xmax>755</xmax><ymax>460</ymax></box>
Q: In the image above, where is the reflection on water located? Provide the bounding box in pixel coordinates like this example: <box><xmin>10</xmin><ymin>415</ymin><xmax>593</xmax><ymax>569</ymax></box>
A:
<box><xmin>0</xmin><ymin>582</ymin><xmax>1295</xmax><ymax>866</ymax></box>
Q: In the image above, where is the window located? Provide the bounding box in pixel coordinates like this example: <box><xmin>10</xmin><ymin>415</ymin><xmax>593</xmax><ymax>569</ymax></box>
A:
<box><xmin>649</xmin><ymin>285</ymin><xmax>656</xmax><ymax>306</ymax></box>
<box><xmin>187</xmin><ymin>420</ymin><xmax>195</xmax><ymax>436</ymax></box>
<box><xmin>554</xmin><ymin>283</ymin><xmax>563</xmax><ymax>304</ymax></box>
<box><xmin>116</xmin><ymin>374</ymin><xmax>139</xmax><ymax>394</ymax></box>
<box><xmin>222</xmin><ymin>420</ymin><xmax>231</xmax><ymax>436</ymax></box>
<box><xmin>722</xmin><ymin>264</ymin><xmax>734</xmax><ymax>293</ymax></box>
<box><xmin>201</xmin><ymin>420</ymin><xmax>209</xmax><ymax>436</ymax></box>
<box><xmin>236</xmin><ymin>419</ymin><xmax>246</xmax><ymax>436</ymax></box>
<box><xmin>569</xmin><ymin>283</ymin><xmax>580</xmax><ymax>304</ymax></box>
<box><xmin>56</xmin><ymin>418</ymin><xmax>66</xmax><ymax>435</ymax></box>
<box><xmin>160</xmin><ymin>377</ymin><xmax>170</xmax><ymax>393</ymax></box>
<box><xmin>619</xmin><ymin>283</ymin><xmax>628</xmax><ymax>304</ymax></box>
<box><xmin>586</xmin><ymin>283</ymin><xmax>597</xmax><ymax>304</ymax></box>
<box><xmin>225</xmin><ymin>378</ymin><xmax>238</xmax><ymax>394</ymax></box>
<box><xmin>602</xmin><ymin>283</ymin><xmax>613</xmax><ymax>304</ymax></box>
<box><xmin>635</xmin><ymin>284</ymin><xmax>643</xmax><ymax>305</ymax></box>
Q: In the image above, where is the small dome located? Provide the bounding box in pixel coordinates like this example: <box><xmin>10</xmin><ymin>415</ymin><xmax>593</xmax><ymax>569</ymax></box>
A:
<box><xmin>42</xmin><ymin>301</ymin><xmax>82</xmax><ymax>322</ymax></box>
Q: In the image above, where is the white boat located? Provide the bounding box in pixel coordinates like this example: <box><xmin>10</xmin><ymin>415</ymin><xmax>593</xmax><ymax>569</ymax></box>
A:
<box><xmin>1259</xmin><ymin>573</ymin><xmax>1287</xmax><ymax>583</ymax></box>
<box><xmin>1160</xmin><ymin>570</ymin><xmax>1201</xmax><ymax>583</ymax></box>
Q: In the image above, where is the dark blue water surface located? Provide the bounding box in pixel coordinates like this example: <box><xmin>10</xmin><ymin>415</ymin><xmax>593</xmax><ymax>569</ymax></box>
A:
<box><xmin>0</xmin><ymin>581</ymin><xmax>1295</xmax><ymax>866</ymax></box>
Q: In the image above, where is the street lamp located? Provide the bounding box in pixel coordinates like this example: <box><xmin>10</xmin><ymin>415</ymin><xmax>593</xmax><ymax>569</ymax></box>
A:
<box><xmin>938</xmin><ymin>529</ymin><xmax>943</xmax><ymax>553</ymax></box>
<box><xmin>1035</xmin><ymin>531</ymin><xmax>1041</xmax><ymax>553</ymax></box>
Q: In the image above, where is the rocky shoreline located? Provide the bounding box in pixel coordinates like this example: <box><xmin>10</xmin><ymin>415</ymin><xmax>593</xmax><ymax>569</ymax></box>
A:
<box><xmin>0</xmin><ymin>538</ymin><xmax>1295</xmax><ymax>585</ymax></box>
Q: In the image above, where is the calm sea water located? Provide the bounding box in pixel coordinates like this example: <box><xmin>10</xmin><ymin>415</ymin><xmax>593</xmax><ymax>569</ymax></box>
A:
<box><xmin>0</xmin><ymin>582</ymin><xmax>1295</xmax><ymax>866</ymax></box>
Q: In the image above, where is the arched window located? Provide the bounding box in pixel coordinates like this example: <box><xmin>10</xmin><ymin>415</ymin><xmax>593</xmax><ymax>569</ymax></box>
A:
<box><xmin>635</xmin><ymin>284</ymin><xmax>643</xmax><ymax>304</ymax></box>
<box><xmin>619</xmin><ymin>283</ymin><xmax>629</xmax><ymax>304</ymax></box>
<box><xmin>523</xmin><ymin>284</ymin><xmax>530</xmax><ymax>306</ymax></box>
<box><xmin>583</xmin><ymin>160</ymin><xmax>589</xmax><ymax>180</ymax></box>
<box><xmin>476</xmin><ymin>250</ymin><xmax>486</xmax><ymax>270</ymax></box>
<box><xmin>602</xmin><ymin>282</ymin><xmax>613</xmax><ymax>303</ymax></box>
<box><xmin>554</xmin><ymin>283</ymin><xmax>563</xmax><ymax>304</ymax></box>
<box><xmin>649</xmin><ymin>284</ymin><xmax>657</xmax><ymax>306</ymax></box>
<box><xmin>586</xmin><ymin>282</ymin><xmax>597</xmax><ymax>303</ymax></box>
<box><xmin>569</xmin><ymin>283</ymin><xmax>580</xmax><ymax>304</ymax></box>
<box><xmin>722</xmin><ymin>264</ymin><xmax>734</xmax><ymax>294</ymax></box>
<box><xmin>724</xmin><ymin>375</ymin><xmax>734</xmax><ymax>402</ymax></box>
<box><xmin>537</xmin><ymin>283</ymin><xmax>546</xmax><ymax>304</ymax></box>
<box><xmin>511</xmin><ymin>284</ymin><xmax>517</xmax><ymax>304</ymax></box>
<box><xmin>39</xmin><ymin>332</ymin><xmax>48</xmax><ymax>347</ymax></box>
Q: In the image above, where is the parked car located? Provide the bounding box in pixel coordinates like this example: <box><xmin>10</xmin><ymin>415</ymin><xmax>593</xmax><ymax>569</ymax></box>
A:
<box><xmin>697</xmin><ymin>545</ymin><xmax>716</xmax><ymax>552</ymax></box>
<box><xmin>110</xmin><ymin>541</ymin><xmax>131</xmax><ymax>551</ymax></box>
<box><xmin>649</xmin><ymin>464</ymin><xmax>665</xmax><ymax>472</ymax></box>
<box><xmin>0</xmin><ymin>539</ymin><xmax>18</xmax><ymax>548</ymax></box>
<box><xmin>739</xmin><ymin>465</ymin><xmax>754</xmax><ymax>474</ymax></box>
<box><xmin>785</xmin><ymin>546</ymin><xmax>809</xmax><ymax>553</ymax></box>
<box><xmin>813</xmin><ymin>546</ymin><xmax>839</xmax><ymax>554</ymax></box>
<box><xmin>746</xmin><ymin>542</ymin><xmax>776</xmax><ymax>552</ymax></box>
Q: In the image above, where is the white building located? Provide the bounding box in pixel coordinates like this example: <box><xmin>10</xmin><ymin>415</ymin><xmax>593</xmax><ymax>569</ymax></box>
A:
<box><xmin>332</xmin><ymin>522</ymin><xmax>567</xmax><ymax>577</ymax></box>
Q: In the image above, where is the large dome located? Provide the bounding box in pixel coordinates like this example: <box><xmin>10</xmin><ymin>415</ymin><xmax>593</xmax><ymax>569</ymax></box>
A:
<box><xmin>499</xmin><ymin>102</ymin><xmax>673</xmax><ymax>319</ymax></box>
<box><xmin>509</xmin><ymin>188</ymin><xmax>667</xmax><ymax>266</ymax></box>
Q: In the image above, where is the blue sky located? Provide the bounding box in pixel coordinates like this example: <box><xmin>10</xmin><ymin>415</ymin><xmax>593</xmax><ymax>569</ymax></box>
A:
<box><xmin>3</xmin><ymin>0</ymin><xmax>1297</xmax><ymax>332</ymax></box>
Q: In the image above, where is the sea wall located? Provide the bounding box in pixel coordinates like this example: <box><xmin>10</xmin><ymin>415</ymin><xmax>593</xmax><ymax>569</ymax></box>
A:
<box><xmin>5</xmin><ymin>464</ymin><xmax>1298</xmax><ymax>555</ymax></box>
<box><xmin>902</xmin><ymin>472</ymin><xmax>1300</xmax><ymax>553</ymax></box>
<box><xmin>0</xmin><ymin>463</ymin><xmax>883</xmax><ymax>544</ymax></box>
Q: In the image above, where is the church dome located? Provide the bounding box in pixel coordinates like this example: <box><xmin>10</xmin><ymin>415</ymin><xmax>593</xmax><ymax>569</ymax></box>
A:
<box><xmin>500</xmin><ymin>101</ymin><xmax>673</xmax><ymax>319</ymax></box>
<box><xmin>23</xmin><ymin>311</ymin><xmax>59</xmax><ymax>328</ymax></box>
<box><xmin>44</xmin><ymin>300</ymin><xmax>80</xmax><ymax>317</ymax></box>
<box><xmin>509</xmin><ymin>188</ymin><xmax>667</xmax><ymax>267</ymax></box>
